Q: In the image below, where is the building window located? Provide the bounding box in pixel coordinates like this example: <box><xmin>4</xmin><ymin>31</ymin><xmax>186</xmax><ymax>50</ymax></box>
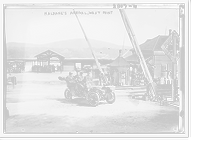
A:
<box><xmin>75</xmin><ymin>63</ymin><xmax>81</xmax><ymax>70</ymax></box>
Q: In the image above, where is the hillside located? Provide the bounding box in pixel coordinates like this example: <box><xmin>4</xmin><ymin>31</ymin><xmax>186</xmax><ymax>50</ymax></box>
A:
<box><xmin>6</xmin><ymin>39</ymin><xmax>132</xmax><ymax>59</ymax></box>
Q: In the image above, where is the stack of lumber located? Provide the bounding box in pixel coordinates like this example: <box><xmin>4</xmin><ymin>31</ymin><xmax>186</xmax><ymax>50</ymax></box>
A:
<box><xmin>115</xmin><ymin>85</ymin><xmax>178</xmax><ymax>100</ymax></box>
<box><xmin>115</xmin><ymin>85</ymin><xmax>147</xmax><ymax>97</ymax></box>
<box><xmin>157</xmin><ymin>85</ymin><xmax>178</xmax><ymax>101</ymax></box>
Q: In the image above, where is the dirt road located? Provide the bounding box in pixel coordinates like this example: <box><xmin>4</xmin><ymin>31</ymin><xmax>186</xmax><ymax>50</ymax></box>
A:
<box><xmin>6</xmin><ymin>73</ymin><xmax>179</xmax><ymax>133</ymax></box>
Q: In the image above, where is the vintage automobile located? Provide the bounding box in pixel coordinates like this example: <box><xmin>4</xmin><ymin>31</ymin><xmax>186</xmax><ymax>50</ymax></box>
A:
<box><xmin>58</xmin><ymin>76</ymin><xmax>115</xmax><ymax>107</ymax></box>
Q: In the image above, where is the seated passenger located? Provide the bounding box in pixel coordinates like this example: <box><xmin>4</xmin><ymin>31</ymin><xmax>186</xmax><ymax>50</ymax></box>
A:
<box><xmin>77</xmin><ymin>71</ymin><xmax>84</xmax><ymax>82</ymax></box>
<box><xmin>84</xmin><ymin>72</ymin><xmax>93</xmax><ymax>88</ymax></box>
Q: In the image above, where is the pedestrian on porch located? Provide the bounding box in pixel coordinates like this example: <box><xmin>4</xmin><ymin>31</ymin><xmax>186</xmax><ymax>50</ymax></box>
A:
<box><xmin>167</xmin><ymin>70</ymin><xmax>172</xmax><ymax>84</ymax></box>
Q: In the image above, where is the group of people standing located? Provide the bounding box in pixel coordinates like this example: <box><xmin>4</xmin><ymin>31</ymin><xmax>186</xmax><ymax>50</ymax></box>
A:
<box><xmin>7</xmin><ymin>62</ymin><xmax>25</xmax><ymax>73</ymax></box>
<box><xmin>131</xmin><ymin>71</ymin><xmax>172</xmax><ymax>85</ymax></box>
<box><xmin>130</xmin><ymin>70</ymin><xmax>147</xmax><ymax>86</ymax></box>
<box><xmin>160</xmin><ymin>70</ymin><xmax>172</xmax><ymax>84</ymax></box>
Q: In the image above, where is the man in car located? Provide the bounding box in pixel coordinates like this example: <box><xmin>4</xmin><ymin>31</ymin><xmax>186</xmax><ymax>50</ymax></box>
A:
<box><xmin>84</xmin><ymin>71</ymin><xmax>93</xmax><ymax>88</ymax></box>
<box><xmin>66</xmin><ymin>72</ymin><xmax>74</xmax><ymax>83</ymax></box>
<box><xmin>76</xmin><ymin>71</ymin><xmax>84</xmax><ymax>82</ymax></box>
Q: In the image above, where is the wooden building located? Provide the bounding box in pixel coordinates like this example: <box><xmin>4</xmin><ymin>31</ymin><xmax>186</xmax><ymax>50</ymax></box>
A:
<box><xmin>124</xmin><ymin>32</ymin><xmax>178</xmax><ymax>85</ymax></box>
<box><xmin>33</xmin><ymin>50</ymin><xmax>65</xmax><ymax>72</ymax></box>
<box><xmin>7</xmin><ymin>58</ymin><xmax>44</xmax><ymax>72</ymax></box>
<box><xmin>109</xmin><ymin>56</ymin><xmax>130</xmax><ymax>86</ymax></box>
<box><xmin>140</xmin><ymin>35</ymin><xmax>173</xmax><ymax>83</ymax></box>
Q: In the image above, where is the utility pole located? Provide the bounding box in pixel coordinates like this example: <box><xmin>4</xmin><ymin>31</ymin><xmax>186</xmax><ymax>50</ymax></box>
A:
<box><xmin>119</xmin><ymin>9</ymin><xmax>156</xmax><ymax>99</ymax></box>
<box><xmin>73</xmin><ymin>9</ymin><xmax>108</xmax><ymax>85</ymax></box>
<box><xmin>172</xmin><ymin>32</ymin><xmax>177</xmax><ymax>101</ymax></box>
<box><xmin>3</xmin><ymin>4</ymin><xmax>8</xmax><ymax>132</ymax></box>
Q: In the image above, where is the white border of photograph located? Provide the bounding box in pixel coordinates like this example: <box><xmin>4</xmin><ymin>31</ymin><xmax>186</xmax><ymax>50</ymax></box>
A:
<box><xmin>0</xmin><ymin>0</ymin><xmax>190</xmax><ymax>139</ymax></box>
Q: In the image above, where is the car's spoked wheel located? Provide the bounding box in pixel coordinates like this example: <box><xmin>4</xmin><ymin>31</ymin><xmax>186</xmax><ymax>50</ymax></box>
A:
<box><xmin>64</xmin><ymin>88</ymin><xmax>72</xmax><ymax>100</ymax></box>
<box><xmin>88</xmin><ymin>92</ymin><xmax>99</xmax><ymax>107</ymax></box>
<box><xmin>105</xmin><ymin>92</ymin><xmax>116</xmax><ymax>104</ymax></box>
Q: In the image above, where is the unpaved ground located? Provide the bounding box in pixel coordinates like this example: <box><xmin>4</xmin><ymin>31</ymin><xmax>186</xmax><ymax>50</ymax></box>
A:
<box><xmin>6</xmin><ymin>72</ymin><xmax>179</xmax><ymax>133</ymax></box>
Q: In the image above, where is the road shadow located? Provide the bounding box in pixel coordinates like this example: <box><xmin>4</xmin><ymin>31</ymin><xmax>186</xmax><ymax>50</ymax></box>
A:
<box><xmin>57</xmin><ymin>97</ymin><xmax>91</xmax><ymax>107</ymax></box>
<box><xmin>55</xmin><ymin>97</ymin><xmax>106</xmax><ymax>107</ymax></box>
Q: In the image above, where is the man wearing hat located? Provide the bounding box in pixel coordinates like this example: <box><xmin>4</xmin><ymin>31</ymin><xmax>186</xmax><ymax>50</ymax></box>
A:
<box><xmin>66</xmin><ymin>72</ymin><xmax>74</xmax><ymax>84</ymax></box>
<box><xmin>85</xmin><ymin>71</ymin><xmax>93</xmax><ymax>88</ymax></box>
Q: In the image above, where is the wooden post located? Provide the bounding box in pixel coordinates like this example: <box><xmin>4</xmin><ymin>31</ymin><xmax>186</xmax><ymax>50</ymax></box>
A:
<box><xmin>179</xmin><ymin>4</ymin><xmax>185</xmax><ymax>133</ymax></box>
<box><xmin>110</xmin><ymin>67</ymin><xmax>113</xmax><ymax>85</ymax></box>
<box><xmin>172</xmin><ymin>33</ymin><xmax>176</xmax><ymax>101</ymax></box>
<box><xmin>119</xmin><ymin>9</ymin><xmax>156</xmax><ymax>98</ymax></box>
<box><xmin>60</xmin><ymin>60</ymin><xmax>63</xmax><ymax>73</ymax></box>
<box><xmin>125</xmin><ymin>70</ymin><xmax>127</xmax><ymax>85</ymax></box>
<box><xmin>37</xmin><ymin>57</ymin><xmax>38</xmax><ymax>72</ymax></box>
<box><xmin>48</xmin><ymin>57</ymin><xmax>50</xmax><ymax>66</ymax></box>
<box><xmin>119</xmin><ymin>71</ymin><xmax>121</xmax><ymax>86</ymax></box>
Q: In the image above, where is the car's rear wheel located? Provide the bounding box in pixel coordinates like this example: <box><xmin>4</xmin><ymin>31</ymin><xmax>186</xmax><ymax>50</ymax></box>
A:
<box><xmin>64</xmin><ymin>88</ymin><xmax>72</xmax><ymax>100</ymax></box>
<box><xmin>87</xmin><ymin>92</ymin><xmax>99</xmax><ymax>107</ymax></box>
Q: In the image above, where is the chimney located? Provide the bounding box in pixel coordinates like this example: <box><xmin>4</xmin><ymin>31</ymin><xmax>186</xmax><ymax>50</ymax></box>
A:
<box><xmin>169</xmin><ymin>29</ymin><xmax>172</xmax><ymax>35</ymax></box>
<box><xmin>119</xmin><ymin>50</ymin><xmax>122</xmax><ymax>57</ymax></box>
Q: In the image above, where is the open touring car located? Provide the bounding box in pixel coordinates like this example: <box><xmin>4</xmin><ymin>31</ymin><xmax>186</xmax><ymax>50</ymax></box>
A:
<box><xmin>58</xmin><ymin>76</ymin><xmax>115</xmax><ymax>107</ymax></box>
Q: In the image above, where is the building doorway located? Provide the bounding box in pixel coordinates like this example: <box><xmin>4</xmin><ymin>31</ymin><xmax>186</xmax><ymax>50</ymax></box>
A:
<box><xmin>160</xmin><ymin>64</ymin><xmax>167</xmax><ymax>84</ymax></box>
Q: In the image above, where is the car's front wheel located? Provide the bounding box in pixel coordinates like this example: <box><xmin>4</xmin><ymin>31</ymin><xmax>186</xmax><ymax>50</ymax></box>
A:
<box><xmin>105</xmin><ymin>92</ymin><xmax>116</xmax><ymax>104</ymax></box>
<box><xmin>88</xmin><ymin>91</ymin><xmax>100</xmax><ymax>107</ymax></box>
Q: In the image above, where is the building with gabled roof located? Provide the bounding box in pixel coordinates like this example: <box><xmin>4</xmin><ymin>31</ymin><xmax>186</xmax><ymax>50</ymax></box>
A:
<box><xmin>140</xmin><ymin>35</ymin><xmax>168</xmax><ymax>51</ymax></box>
<box><xmin>109</xmin><ymin>56</ymin><xmax>130</xmax><ymax>68</ymax></box>
<box><xmin>124</xmin><ymin>30</ymin><xmax>178</xmax><ymax>81</ymax></box>
<box><xmin>106</xmin><ymin>49</ymin><xmax>132</xmax><ymax>85</ymax></box>
<box><xmin>141</xmin><ymin>35</ymin><xmax>173</xmax><ymax>79</ymax></box>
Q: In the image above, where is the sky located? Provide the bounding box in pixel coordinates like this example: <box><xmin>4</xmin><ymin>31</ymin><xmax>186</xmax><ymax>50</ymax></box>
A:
<box><xmin>5</xmin><ymin>8</ymin><xmax>179</xmax><ymax>46</ymax></box>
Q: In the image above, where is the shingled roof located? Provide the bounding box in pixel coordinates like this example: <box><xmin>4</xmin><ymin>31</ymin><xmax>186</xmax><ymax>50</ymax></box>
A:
<box><xmin>140</xmin><ymin>35</ymin><xmax>168</xmax><ymax>51</ymax></box>
<box><xmin>124</xmin><ymin>35</ymin><xmax>169</xmax><ymax>62</ymax></box>
<box><xmin>109</xmin><ymin>56</ymin><xmax>130</xmax><ymax>67</ymax></box>
<box><xmin>35</xmin><ymin>50</ymin><xmax>65</xmax><ymax>60</ymax></box>
<box><xmin>125</xmin><ymin>53</ymin><xmax>153</xmax><ymax>63</ymax></box>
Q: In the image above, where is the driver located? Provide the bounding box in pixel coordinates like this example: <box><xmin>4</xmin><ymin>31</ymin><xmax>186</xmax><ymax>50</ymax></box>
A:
<box><xmin>66</xmin><ymin>72</ymin><xmax>74</xmax><ymax>83</ymax></box>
